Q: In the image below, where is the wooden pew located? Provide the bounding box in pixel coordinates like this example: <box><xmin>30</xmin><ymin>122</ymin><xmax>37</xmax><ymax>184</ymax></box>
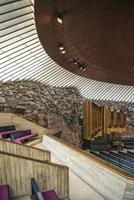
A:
<box><xmin>0</xmin><ymin>151</ymin><xmax>69</xmax><ymax>200</ymax></box>
<box><xmin>0</xmin><ymin>139</ymin><xmax>51</xmax><ymax>162</ymax></box>
<box><xmin>12</xmin><ymin>133</ymin><xmax>38</xmax><ymax>144</ymax></box>
<box><xmin>0</xmin><ymin>129</ymin><xmax>31</xmax><ymax>139</ymax></box>
<box><xmin>0</xmin><ymin>125</ymin><xmax>16</xmax><ymax>132</ymax></box>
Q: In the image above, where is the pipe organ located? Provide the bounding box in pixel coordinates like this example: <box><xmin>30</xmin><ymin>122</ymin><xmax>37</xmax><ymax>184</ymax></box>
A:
<box><xmin>83</xmin><ymin>101</ymin><xmax>126</xmax><ymax>140</ymax></box>
<box><xmin>103</xmin><ymin>106</ymin><xmax>126</xmax><ymax>134</ymax></box>
<box><xmin>83</xmin><ymin>101</ymin><xmax>103</xmax><ymax>140</ymax></box>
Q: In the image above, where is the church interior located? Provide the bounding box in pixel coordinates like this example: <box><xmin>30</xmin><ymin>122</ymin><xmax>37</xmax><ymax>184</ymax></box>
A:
<box><xmin>0</xmin><ymin>0</ymin><xmax>134</xmax><ymax>200</ymax></box>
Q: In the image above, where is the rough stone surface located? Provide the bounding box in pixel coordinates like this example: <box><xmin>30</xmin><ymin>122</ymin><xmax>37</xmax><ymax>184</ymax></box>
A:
<box><xmin>0</xmin><ymin>80</ymin><xmax>133</xmax><ymax>146</ymax></box>
<box><xmin>0</xmin><ymin>80</ymin><xmax>83</xmax><ymax>146</ymax></box>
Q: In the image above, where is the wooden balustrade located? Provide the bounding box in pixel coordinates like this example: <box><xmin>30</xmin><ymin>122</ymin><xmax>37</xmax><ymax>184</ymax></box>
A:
<box><xmin>0</xmin><ymin>151</ymin><xmax>69</xmax><ymax>200</ymax></box>
<box><xmin>0</xmin><ymin>139</ymin><xmax>51</xmax><ymax>162</ymax></box>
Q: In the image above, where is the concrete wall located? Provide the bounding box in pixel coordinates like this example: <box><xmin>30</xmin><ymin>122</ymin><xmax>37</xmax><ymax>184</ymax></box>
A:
<box><xmin>43</xmin><ymin>135</ymin><xmax>134</xmax><ymax>200</ymax></box>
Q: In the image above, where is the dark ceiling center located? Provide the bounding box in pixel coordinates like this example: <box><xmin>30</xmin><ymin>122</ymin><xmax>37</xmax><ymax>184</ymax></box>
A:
<box><xmin>35</xmin><ymin>0</ymin><xmax>134</xmax><ymax>85</ymax></box>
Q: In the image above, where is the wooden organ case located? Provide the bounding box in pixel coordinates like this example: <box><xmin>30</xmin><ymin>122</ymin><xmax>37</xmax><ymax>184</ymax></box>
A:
<box><xmin>83</xmin><ymin>101</ymin><xmax>103</xmax><ymax>140</ymax></box>
<box><xmin>83</xmin><ymin>101</ymin><xmax>126</xmax><ymax>141</ymax></box>
<box><xmin>103</xmin><ymin>106</ymin><xmax>126</xmax><ymax>134</ymax></box>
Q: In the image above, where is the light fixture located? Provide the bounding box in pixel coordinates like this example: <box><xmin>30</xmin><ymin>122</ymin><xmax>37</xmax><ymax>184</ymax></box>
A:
<box><xmin>73</xmin><ymin>59</ymin><xmax>78</xmax><ymax>65</ymax></box>
<box><xmin>83</xmin><ymin>67</ymin><xmax>86</xmax><ymax>71</ymax></box>
<box><xmin>58</xmin><ymin>44</ymin><xmax>66</xmax><ymax>54</ymax></box>
<box><xmin>79</xmin><ymin>64</ymin><xmax>83</xmax><ymax>70</ymax></box>
<box><xmin>57</xmin><ymin>16</ymin><xmax>63</xmax><ymax>24</ymax></box>
<box><xmin>59</xmin><ymin>46</ymin><xmax>64</xmax><ymax>51</ymax></box>
<box><xmin>61</xmin><ymin>50</ymin><xmax>66</xmax><ymax>54</ymax></box>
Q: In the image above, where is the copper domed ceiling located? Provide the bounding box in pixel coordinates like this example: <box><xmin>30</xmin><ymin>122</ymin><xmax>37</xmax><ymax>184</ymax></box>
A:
<box><xmin>35</xmin><ymin>0</ymin><xmax>134</xmax><ymax>85</ymax></box>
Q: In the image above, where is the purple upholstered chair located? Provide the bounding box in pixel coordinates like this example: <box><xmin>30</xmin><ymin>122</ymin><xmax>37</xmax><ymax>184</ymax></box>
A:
<box><xmin>0</xmin><ymin>185</ymin><xmax>10</xmax><ymax>200</ymax></box>
<box><xmin>42</xmin><ymin>190</ymin><xmax>59</xmax><ymax>200</ymax></box>
<box><xmin>31</xmin><ymin>178</ymin><xmax>60</xmax><ymax>200</ymax></box>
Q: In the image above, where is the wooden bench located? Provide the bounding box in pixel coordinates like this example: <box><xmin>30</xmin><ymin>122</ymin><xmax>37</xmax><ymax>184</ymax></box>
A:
<box><xmin>0</xmin><ymin>129</ymin><xmax>31</xmax><ymax>139</ymax></box>
<box><xmin>10</xmin><ymin>130</ymin><xmax>32</xmax><ymax>139</ymax></box>
<box><xmin>14</xmin><ymin>133</ymin><xmax>38</xmax><ymax>144</ymax></box>
<box><xmin>0</xmin><ymin>125</ymin><xmax>16</xmax><ymax>133</ymax></box>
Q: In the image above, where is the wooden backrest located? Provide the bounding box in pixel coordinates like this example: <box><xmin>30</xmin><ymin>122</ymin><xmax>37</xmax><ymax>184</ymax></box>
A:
<box><xmin>0</xmin><ymin>151</ymin><xmax>69</xmax><ymax>200</ymax></box>
<box><xmin>10</xmin><ymin>130</ymin><xmax>31</xmax><ymax>140</ymax></box>
<box><xmin>0</xmin><ymin>139</ymin><xmax>51</xmax><ymax>162</ymax></box>
<box><xmin>0</xmin><ymin>125</ymin><xmax>16</xmax><ymax>132</ymax></box>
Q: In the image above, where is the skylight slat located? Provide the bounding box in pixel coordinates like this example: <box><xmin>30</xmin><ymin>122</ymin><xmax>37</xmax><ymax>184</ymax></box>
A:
<box><xmin>0</xmin><ymin>19</ymin><xmax>34</xmax><ymax>37</ymax></box>
<box><xmin>0</xmin><ymin>13</ymin><xmax>33</xmax><ymax>31</ymax></box>
<box><xmin>0</xmin><ymin>7</ymin><xmax>32</xmax><ymax>23</ymax></box>
<box><xmin>0</xmin><ymin>0</ymin><xmax>32</xmax><ymax>15</ymax></box>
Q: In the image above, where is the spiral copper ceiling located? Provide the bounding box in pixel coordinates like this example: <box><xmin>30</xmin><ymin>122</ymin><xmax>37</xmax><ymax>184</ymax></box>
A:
<box><xmin>35</xmin><ymin>0</ymin><xmax>134</xmax><ymax>85</ymax></box>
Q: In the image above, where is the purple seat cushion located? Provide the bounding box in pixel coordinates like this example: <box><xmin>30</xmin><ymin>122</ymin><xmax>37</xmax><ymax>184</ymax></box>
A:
<box><xmin>0</xmin><ymin>185</ymin><xmax>10</xmax><ymax>200</ymax></box>
<box><xmin>42</xmin><ymin>190</ymin><xmax>60</xmax><ymax>200</ymax></box>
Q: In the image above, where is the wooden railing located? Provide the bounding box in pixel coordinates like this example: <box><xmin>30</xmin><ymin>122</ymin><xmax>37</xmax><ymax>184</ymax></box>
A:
<box><xmin>0</xmin><ymin>151</ymin><xmax>69</xmax><ymax>200</ymax></box>
<box><xmin>0</xmin><ymin>139</ymin><xmax>51</xmax><ymax>162</ymax></box>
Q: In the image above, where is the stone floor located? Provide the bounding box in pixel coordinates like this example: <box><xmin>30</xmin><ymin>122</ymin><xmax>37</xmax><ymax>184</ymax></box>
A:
<box><xmin>36</xmin><ymin>143</ymin><xmax>105</xmax><ymax>200</ymax></box>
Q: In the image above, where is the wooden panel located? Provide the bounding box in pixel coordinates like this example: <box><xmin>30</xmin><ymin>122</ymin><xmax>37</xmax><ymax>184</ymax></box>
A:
<box><xmin>0</xmin><ymin>139</ymin><xmax>51</xmax><ymax>162</ymax></box>
<box><xmin>0</xmin><ymin>151</ymin><xmax>69</xmax><ymax>200</ymax></box>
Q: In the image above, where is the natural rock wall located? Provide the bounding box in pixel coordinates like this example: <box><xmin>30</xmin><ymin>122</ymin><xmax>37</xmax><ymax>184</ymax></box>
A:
<box><xmin>0</xmin><ymin>80</ymin><xmax>133</xmax><ymax>147</ymax></box>
<box><xmin>0</xmin><ymin>81</ymin><xmax>83</xmax><ymax>146</ymax></box>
